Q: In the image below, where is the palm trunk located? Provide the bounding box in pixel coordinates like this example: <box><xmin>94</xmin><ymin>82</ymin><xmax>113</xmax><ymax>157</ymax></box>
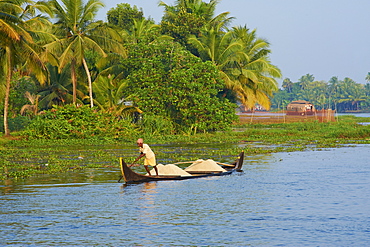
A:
<box><xmin>82</xmin><ymin>58</ymin><xmax>94</xmax><ymax>108</ymax></box>
<box><xmin>34</xmin><ymin>96</ymin><xmax>39</xmax><ymax>116</ymax></box>
<box><xmin>3</xmin><ymin>47</ymin><xmax>12</xmax><ymax>136</ymax></box>
<box><xmin>71</xmin><ymin>60</ymin><xmax>77</xmax><ymax>104</ymax></box>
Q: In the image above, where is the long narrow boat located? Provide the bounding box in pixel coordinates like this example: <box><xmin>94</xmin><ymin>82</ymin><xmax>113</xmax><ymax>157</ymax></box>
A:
<box><xmin>119</xmin><ymin>151</ymin><xmax>244</xmax><ymax>184</ymax></box>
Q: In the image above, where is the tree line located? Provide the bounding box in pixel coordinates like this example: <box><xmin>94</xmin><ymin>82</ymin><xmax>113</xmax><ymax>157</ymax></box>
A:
<box><xmin>271</xmin><ymin>74</ymin><xmax>370</xmax><ymax>112</ymax></box>
<box><xmin>1</xmin><ymin>0</ymin><xmax>281</xmax><ymax>137</ymax></box>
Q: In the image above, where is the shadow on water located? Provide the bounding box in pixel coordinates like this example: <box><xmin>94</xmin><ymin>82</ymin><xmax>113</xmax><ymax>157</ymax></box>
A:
<box><xmin>1</xmin><ymin>168</ymin><xmax>121</xmax><ymax>195</ymax></box>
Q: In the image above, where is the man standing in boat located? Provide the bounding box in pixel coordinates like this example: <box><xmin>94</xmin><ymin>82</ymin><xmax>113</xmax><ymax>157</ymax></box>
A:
<box><xmin>133</xmin><ymin>138</ymin><xmax>158</xmax><ymax>176</ymax></box>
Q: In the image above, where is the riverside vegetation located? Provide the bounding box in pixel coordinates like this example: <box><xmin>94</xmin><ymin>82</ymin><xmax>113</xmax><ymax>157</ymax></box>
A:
<box><xmin>2</xmin><ymin>1</ymin><xmax>370</xmax><ymax>181</ymax></box>
<box><xmin>1</xmin><ymin>115</ymin><xmax>370</xmax><ymax>181</ymax></box>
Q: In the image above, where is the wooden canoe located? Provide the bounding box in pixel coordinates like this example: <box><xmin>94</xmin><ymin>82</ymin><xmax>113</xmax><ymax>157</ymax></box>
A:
<box><xmin>119</xmin><ymin>151</ymin><xmax>244</xmax><ymax>184</ymax></box>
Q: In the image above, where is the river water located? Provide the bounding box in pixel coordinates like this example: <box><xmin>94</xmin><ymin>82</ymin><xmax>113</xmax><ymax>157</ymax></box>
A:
<box><xmin>1</xmin><ymin>145</ymin><xmax>370</xmax><ymax>246</ymax></box>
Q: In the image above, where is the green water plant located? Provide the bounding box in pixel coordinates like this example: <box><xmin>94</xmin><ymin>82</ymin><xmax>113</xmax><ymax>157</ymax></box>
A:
<box><xmin>2</xmin><ymin>118</ymin><xmax>370</xmax><ymax>180</ymax></box>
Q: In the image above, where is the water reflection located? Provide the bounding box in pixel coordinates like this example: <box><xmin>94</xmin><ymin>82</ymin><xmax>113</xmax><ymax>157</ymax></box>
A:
<box><xmin>1</xmin><ymin>179</ymin><xmax>14</xmax><ymax>195</ymax></box>
<box><xmin>139</xmin><ymin>182</ymin><xmax>158</xmax><ymax>225</ymax></box>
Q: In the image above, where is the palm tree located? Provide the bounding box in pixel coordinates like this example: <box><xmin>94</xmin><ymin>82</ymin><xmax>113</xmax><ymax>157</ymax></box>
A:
<box><xmin>298</xmin><ymin>74</ymin><xmax>315</xmax><ymax>90</ymax></box>
<box><xmin>124</xmin><ymin>18</ymin><xmax>161</xmax><ymax>44</ymax></box>
<box><xmin>189</xmin><ymin>24</ymin><xmax>281</xmax><ymax>110</ymax></box>
<box><xmin>230</xmin><ymin>26</ymin><xmax>280</xmax><ymax>109</ymax></box>
<box><xmin>0</xmin><ymin>0</ymin><xmax>47</xmax><ymax>136</ymax></box>
<box><xmin>20</xmin><ymin>91</ymin><xmax>40</xmax><ymax>117</ymax></box>
<box><xmin>297</xmin><ymin>80</ymin><xmax>327</xmax><ymax>109</ymax></box>
<box><xmin>37</xmin><ymin>64</ymin><xmax>75</xmax><ymax>109</ymax></box>
<box><xmin>366</xmin><ymin>72</ymin><xmax>370</xmax><ymax>83</ymax></box>
<box><xmin>334</xmin><ymin>77</ymin><xmax>365</xmax><ymax>111</ymax></box>
<box><xmin>343</xmin><ymin>78</ymin><xmax>366</xmax><ymax>111</ymax></box>
<box><xmin>93</xmin><ymin>75</ymin><xmax>142</xmax><ymax>118</ymax></box>
<box><xmin>282</xmin><ymin>78</ymin><xmax>293</xmax><ymax>93</ymax></box>
<box><xmin>328</xmin><ymin>76</ymin><xmax>340</xmax><ymax>110</ymax></box>
<box><xmin>365</xmin><ymin>83</ymin><xmax>370</xmax><ymax>96</ymax></box>
<box><xmin>46</xmin><ymin>0</ymin><xmax>124</xmax><ymax>108</ymax></box>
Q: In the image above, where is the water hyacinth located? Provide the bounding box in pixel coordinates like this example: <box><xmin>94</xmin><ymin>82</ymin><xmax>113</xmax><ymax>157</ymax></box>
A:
<box><xmin>1</xmin><ymin>116</ymin><xmax>370</xmax><ymax>180</ymax></box>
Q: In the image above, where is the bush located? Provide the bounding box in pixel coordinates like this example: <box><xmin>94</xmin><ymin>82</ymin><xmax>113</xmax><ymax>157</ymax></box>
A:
<box><xmin>139</xmin><ymin>114</ymin><xmax>177</xmax><ymax>136</ymax></box>
<box><xmin>22</xmin><ymin>104</ymin><xmax>138</xmax><ymax>140</ymax></box>
<box><xmin>0</xmin><ymin>116</ymin><xmax>31</xmax><ymax>132</ymax></box>
<box><xmin>123</xmin><ymin>41</ymin><xmax>238</xmax><ymax>133</ymax></box>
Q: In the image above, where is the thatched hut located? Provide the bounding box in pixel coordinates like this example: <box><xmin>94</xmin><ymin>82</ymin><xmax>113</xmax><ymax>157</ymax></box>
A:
<box><xmin>286</xmin><ymin>100</ymin><xmax>315</xmax><ymax>115</ymax></box>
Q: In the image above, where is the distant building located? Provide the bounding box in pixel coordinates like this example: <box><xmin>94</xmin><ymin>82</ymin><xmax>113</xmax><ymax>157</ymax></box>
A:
<box><xmin>286</xmin><ymin>100</ymin><xmax>315</xmax><ymax>115</ymax></box>
<box><xmin>239</xmin><ymin>104</ymin><xmax>266</xmax><ymax>113</ymax></box>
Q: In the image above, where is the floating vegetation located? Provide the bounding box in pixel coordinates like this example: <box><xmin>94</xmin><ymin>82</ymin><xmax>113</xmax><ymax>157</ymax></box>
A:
<box><xmin>1</xmin><ymin>118</ymin><xmax>370</xmax><ymax>180</ymax></box>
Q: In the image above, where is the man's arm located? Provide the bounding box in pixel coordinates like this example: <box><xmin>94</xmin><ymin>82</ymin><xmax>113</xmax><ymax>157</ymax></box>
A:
<box><xmin>134</xmin><ymin>152</ymin><xmax>145</xmax><ymax>163</ymax></box>
<box><xmin>129</xmin><ymin>153</ymin><xmax>145</xmax><ymax>167</ymax></box>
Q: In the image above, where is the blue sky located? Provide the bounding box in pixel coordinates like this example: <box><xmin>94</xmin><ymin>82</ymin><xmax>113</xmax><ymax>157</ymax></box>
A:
<box><xmin>97</xmin><ymin>0</ymin><xmax>370</xmax><ymax>85</ymax></box>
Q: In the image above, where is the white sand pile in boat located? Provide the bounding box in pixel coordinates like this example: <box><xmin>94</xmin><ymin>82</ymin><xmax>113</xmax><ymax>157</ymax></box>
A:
<box><xmin>184</xmin><ymin>159</ymin><xmax>227</xmax><ymax>172</ymax></box>
<box><xmin>146</xmin><ymin>164</ymin><xmax>192</xmax><ymax>176</ymax></box>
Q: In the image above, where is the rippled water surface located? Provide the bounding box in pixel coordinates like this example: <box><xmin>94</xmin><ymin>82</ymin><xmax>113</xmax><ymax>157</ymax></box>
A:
<box><xmin>1</xmin><ymin>145</ymin><xmax>370</xmax><ymax>246</ymax></box>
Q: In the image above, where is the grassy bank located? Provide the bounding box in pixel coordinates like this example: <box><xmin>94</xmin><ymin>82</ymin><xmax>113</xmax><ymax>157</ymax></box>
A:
<box><xmin>1</xmin><ymin>116</ymin><xmax>370</xmax><ymax>181</ymax></box>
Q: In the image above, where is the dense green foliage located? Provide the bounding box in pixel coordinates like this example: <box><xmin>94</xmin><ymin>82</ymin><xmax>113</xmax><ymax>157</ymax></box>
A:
<box><xmin>22</xmin><ymin>104</ymin><xmax>137</xmax><ymax>140</ymax></box>
<box><xmin>2</xmin><ymin>0</ymin><xmax>366</xmax><ymax>140</ymax></box>
<box><xmin>3</xmin><ymin>0</ymin><xmax>263</xmax><ymax>136</ymax></box>
<box><xmin>272</xmin><ymin>74</ymin><xmax>370</xmax><ymax>112</ymax></box>
<box><xmin>161</xmin><ymin>5</ymin><xmax>205</xmax><ymax>47</ymax></box>
<box><xmin>160</xmin><ymin>0</ymin><xmax>281</xmax><ymax>110</ymax></box>
<box><xmin>122</xmin><ymin>41</ymin><xmax>238</xmax><ymax>133</ymax></box>
<box><xmin>0</xmin><ymin>116</ymin><xmax>30</xmax><ymax>132</ymax></box>
<box><xmin>107</xmin><ymin>3</ymin><xmax>146</xmax><ymax>31</ymax></box>
<box><xmin>0</xmin><ymin>0</ymin><xmax>48</xmax><ymax>136</ymax></box>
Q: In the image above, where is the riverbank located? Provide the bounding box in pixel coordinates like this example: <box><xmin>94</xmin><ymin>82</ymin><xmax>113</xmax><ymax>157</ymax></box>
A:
<box><xmin>1</xmin><ymin>115</ymin><xmax>370</xmax><ymax>180</ymax></box>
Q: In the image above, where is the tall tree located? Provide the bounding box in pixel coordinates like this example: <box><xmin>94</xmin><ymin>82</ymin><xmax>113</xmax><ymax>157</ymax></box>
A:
<box><xmin>229</xmin><ymin>26</ymin><xmax>280</xmax><ymax>109</ymax></box>
<box><xmin>122</xmin><ymin>40</ymin><xmax>237</xmax><ymax>132</ymax></box>
<box><xmin>298</xmin><ymin>74</ymin><xmax>315</xmax><ymax>90</ymax></box>
<box><xmin>37</xmin><ymin>64</ymin><xmax>74</xmax><ymax>109</ymax></box>
<box><xmin>107</xmin><ymin>3</ymin><xmax>145</xmax><ymax>31</ymax></box>
<box><xmin>282</xmin><ymin>78</ymin><xmax>293</xmax><ymax>93</ymax></box>
<box><xmin>297</xmin><ymin>80</ymin><xmax>328</xmax><ymax>109</ymax></box>
<box><xmin>46</xmin><ymin>0</ymin><xmax>124</xmax><ymax>107</ymax></box>
<box><xmin>159</xmin><ymin>0</ymin><xmax>231</xmax><ymax>47</ymax></box>
<box><xmin>0</xmin><ymin>0</ymin><xmax>47</xmax><ymax>136</ymax></box>
<box><xmin>107</xmin><ymin>4</ymin><xmax>170</xmax><ymax>44</ymax></box>
<box><xmin>160</xmin><ymin>0</ymin><xmax>222</xmax><ymax>23</ymax></box>
<box><xmin>189</xmin><ymin>24</ymin><xmax>281</xmax><ymax>109</ymax></box>
<box><xmin>365</xmin><ymin>72</ymin><xmax>370</xmax><ymax>83</ymax></box>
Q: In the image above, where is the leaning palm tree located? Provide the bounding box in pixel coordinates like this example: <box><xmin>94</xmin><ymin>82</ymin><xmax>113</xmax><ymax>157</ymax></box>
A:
<box><xmin>0</xmin><ymin>0</ymin><xmax>47</xmax><ymax>136</ymax></box>
<box><xmin>46</xmin><ymin>0</ymin><xmax>124</xmax><ymax>107</ymax></box>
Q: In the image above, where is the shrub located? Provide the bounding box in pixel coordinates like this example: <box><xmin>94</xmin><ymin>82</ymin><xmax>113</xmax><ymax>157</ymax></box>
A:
<box><xmin>0</xmin><ymin>116</ymin><xmax>31</xmax><ymax>132</ymax></box>
<box><xmin>123</xmin><ymin>41</ymin><xmax>238</xmax><ymax>133</ymax></box>
<box><xmin>22</xmin><ymin>104</ymin><xmax>138</xmax><ymax>140</ymax></box>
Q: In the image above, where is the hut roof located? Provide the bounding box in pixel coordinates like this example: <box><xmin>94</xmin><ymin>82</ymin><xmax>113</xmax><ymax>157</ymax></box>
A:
<box><xmin>289</xmin><ymin>100</ymin><xmax>312</xmax><ymax>105</ymax></box>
